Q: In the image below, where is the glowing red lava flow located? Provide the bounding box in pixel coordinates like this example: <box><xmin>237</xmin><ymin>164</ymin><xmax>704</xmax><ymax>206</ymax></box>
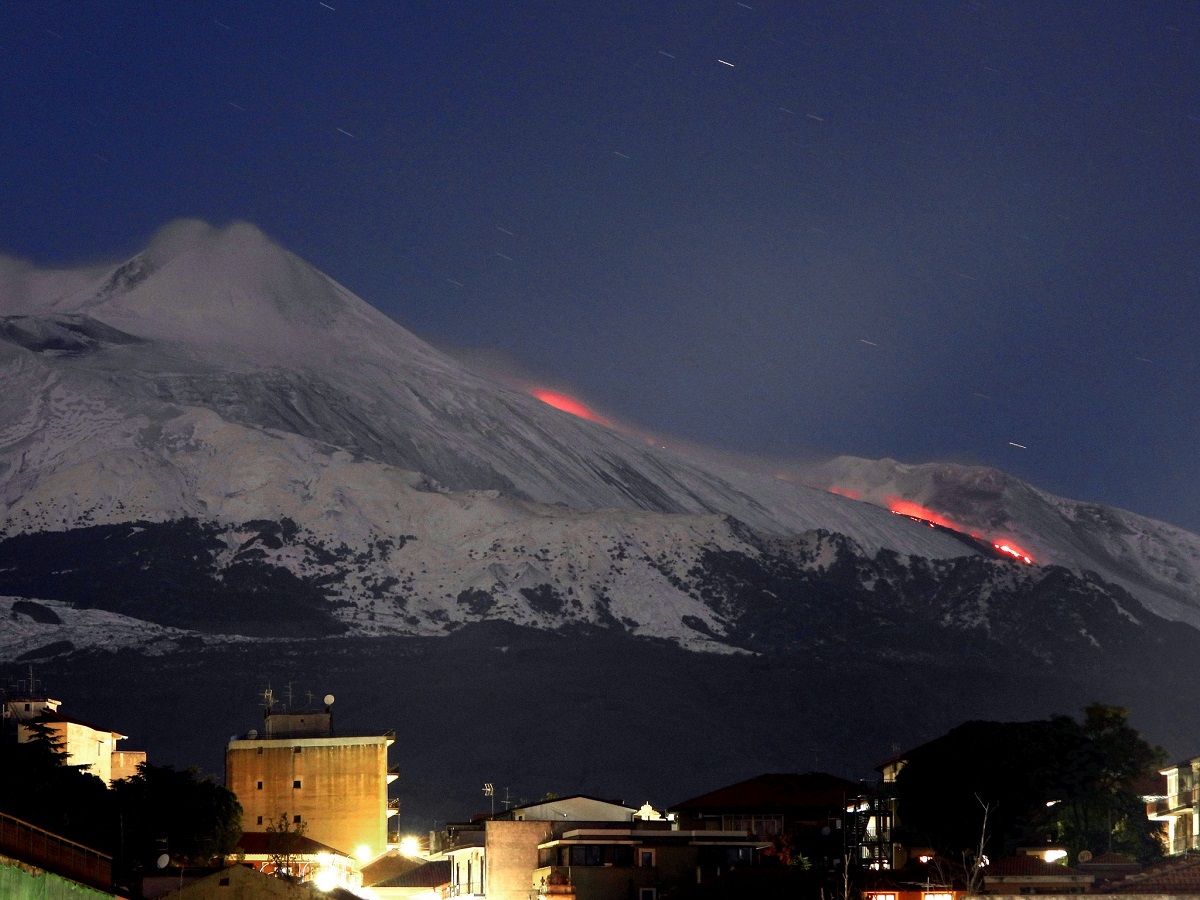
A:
<box><xmin>876</xmin><ymin>495</ymin><xmax>1035</xmax><ymax>564</ymax></box>
<box><xmin>531</xmin><ymin>389</ymin><xmax>611</xmax><ymax>426</ymax></box>
<box><xmin>884</xmin><ymin>497</ymin><xmax>964</xmax><ymax>532</ymax></box>
<box><xmin>993</xmin><ymin>542</ymin><xmax>1033</xmax><ymax>564</ymax></box>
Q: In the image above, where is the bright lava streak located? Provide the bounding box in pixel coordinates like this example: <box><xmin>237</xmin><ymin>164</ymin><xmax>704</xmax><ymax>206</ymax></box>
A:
<box><xmin>884</xmin><ymin>497</ymin><xmax>965</xmax><ymax>532</ymax></box>
<box><xmin>877</xmin><ymin>495</ymin><xmax>1034</xmax><ymax>564</ymax></box>
<box><xmin>994</xmin><ymin>542</ymin><xmax>1033</xmax><ymax>564</ymax></box>
<box><xmin>531</xmin><ymin>389</ymin><xmax>611</xmax><ymax>426</ymax></box>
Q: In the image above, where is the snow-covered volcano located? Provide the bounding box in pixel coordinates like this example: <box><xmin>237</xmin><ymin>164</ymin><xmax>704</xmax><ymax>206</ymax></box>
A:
<box><xmin>1</xmin><ymin>220</ymin><xmax>1197</xmax><ymax>657</ymax></box>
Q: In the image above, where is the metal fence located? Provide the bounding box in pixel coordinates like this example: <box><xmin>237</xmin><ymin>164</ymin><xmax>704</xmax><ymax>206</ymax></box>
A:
<box><xmin>0</xmin><ymin>811</ymin><xmax>112</xmax><ymax>891</ymax></box>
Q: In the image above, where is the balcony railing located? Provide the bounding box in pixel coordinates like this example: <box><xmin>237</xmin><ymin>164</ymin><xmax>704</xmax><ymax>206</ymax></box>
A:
<box><xmin>0</xmin><ymin>811</ymin><xmax>112</xmax><ymax>891</ymax></box>
<box><xmin>1149</xmin><ymin>792</ymin><xmax>1199</xmax><ymax>818</ymax></box>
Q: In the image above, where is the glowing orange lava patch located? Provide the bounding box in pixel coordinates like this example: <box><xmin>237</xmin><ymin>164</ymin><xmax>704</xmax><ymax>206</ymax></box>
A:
<box><xmin>883</xmin><ymin>496</ymin><xmax>1034</xmax><ymax>564</ymax></box>
<box><xmin>885</xmin><ymin>497</ymin><xmax>965</xmax><ymax>532</ymax></box>
<box><xmin>829</xmin><ymin>485</ymin><xmax>862</xmax><ymax>500</ymax></box>
<box><xmin>993</xmin><ymin>542</ymin><xmax>1034</xmax><ymax>564</ymax></box>
<box><xmin>531</xmin><ymin>389</ymin><xmax>611</xmax><ymax>426</ymax></box>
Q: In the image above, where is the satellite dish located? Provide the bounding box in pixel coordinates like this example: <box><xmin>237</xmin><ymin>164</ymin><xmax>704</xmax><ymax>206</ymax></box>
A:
<box><xmin>156</xmin><ymin>853</ymin><xmax>170</xmax><ymax>869</ymax></box>
<box><xmin>323</xmin><ymin>694</ymin><xmax>335</xmax><ymax>706</ymax></box>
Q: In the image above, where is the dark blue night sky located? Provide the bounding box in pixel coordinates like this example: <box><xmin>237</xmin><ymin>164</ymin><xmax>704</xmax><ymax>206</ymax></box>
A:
<box><xmin>2</xmin><ymin>1</ymin><xmax>1198</xmax><ymax>530</ymax></box>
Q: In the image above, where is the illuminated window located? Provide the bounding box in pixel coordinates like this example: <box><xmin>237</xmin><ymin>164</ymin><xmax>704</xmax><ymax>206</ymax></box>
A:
<box><xmin>869</xmin><ymin>893</ymin><xmax>897</xmax><ymax>900</ymax></box>
<box><xmin>925</xmin><ymin>893</ymin><xmax>953</xmax><ymax>900</ymax></box>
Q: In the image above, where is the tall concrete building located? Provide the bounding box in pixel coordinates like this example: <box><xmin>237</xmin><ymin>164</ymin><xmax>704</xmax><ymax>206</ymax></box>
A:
<box><xmin>225</xmin><ymin>692</ymin><xmax>396</xmax><ymax>862</ymax></box>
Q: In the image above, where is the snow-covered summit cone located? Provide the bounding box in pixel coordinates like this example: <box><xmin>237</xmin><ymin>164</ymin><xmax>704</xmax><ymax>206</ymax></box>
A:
<box><xmin>9</xmin><ymin>220</ymin><xmax>448</xmax><ymax>372</ymax></box>
<box><xmin>0</xmin><ymin>220</ymin><xmax>974</xmax><ymax>558</ymax></box>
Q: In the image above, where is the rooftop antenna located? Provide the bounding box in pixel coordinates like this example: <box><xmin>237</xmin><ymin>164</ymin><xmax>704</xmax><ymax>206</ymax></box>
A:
<box><xmin>260</xmin><ymin>686</ymin><xmax>275</xmax><ymax>712</ymax></box>
<box><xmin>501</xmin><ymin>787</ymin><xmax>512</xmax><ymax>812</ymax></box>
<box><xmin>285</xmin><ymin>682</ymin><xmax>295</xmax><ymax>710</ymax></box>
<box><xmin>484</xmin><ymin>783</ymin><xmax>494</xmax><ymax>817</ymax></box>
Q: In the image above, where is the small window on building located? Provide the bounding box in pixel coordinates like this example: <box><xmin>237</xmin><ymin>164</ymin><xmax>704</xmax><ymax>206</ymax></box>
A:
<box><xmin>295</xmin><ymin>746</ymin><xmax>302</xmax><ymax>754</ymax></box>
<box><xmin>293</xmin><ymin>815</ymin><xmax>302</xmax><ymax>824</ymax></box>
<box><xmin>294</xmin><ymin>780</ymin><xmax>302</xmax><ymax>789</ymax></box>
<box><xmin>23</xmin><ymin>703</ymin><xmax>31</xmax><ymax>711</ymax></box>
<box><xmin>639</xmin><ymin>889</ymin><xmax>657</xmax><ymax>900</ymax></box>
<box><xmin>640</xmin><ymin>849</ymin><xmax>655</xmax><ymax>867</ymax></box>
<box><xmin>257</xmin><ymin>747</ymin><xmax>263</xmax><ymax>755</ymax></box>
<box><xmin>256</xmin><ymin>781</ymin><xmax>263</xmax><ymax>790</ymax></box>
<box><xmin>257</xmin><ymin>816</ymin><xmax>263</xmax><ymax>825</ymax></box>
<box><xmin>925</xmin><ymin>893</ymin><xmax>953</xmax><ymax>900</ymax></box>
<box><xmin>219</xmin><ymin>876</ymin><xmax>230</xmax><ymax>886</ymax></box>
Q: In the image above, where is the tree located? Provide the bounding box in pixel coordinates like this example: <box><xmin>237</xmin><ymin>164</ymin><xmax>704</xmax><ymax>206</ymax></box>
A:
<box><xmin>111</xmin><ymin>763</ymin><xmax>243</xmax><ymax>868</ymax></box>
<box><xmin>264</xmin><ymin>812</ymin><xmax>307</xmax><ymax>880</ymax></box>
<box><xmin>0</xmin><ymin>719</ymin><xmax>114</xmax><ymax>852</ymax></box>
<box><xmin>893</xmin><ymin>716</ymin><xmax>1082</xmax><ymax>859</ymax></box>
<box><xmin>1041</xmin><ymin>704</ymin><xmax>1166</xmax><ymax>863</ymax></box>
<box><xmin>893</xmin><ymin>705</ymin><xmax>1164</xmax><ymax>865</ymax></box>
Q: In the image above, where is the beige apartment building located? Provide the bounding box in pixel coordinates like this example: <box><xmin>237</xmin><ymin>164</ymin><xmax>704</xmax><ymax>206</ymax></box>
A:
<box><xmin>3</xmin><ymin>693</ymin><xmax>137</xmax><ymax>787</ymax></box>
<box><xmin>225</xmin><ymin>696</ymin><xmax>396</xmax><ymax>862</ymax></box>
<box><xmin>1148</xmin><ymin>756</ymin><xmax>1200</xmax><ymax>855</ymax></box>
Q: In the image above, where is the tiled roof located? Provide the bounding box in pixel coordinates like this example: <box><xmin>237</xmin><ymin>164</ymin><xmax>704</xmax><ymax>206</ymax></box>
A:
<box><xmin>236</xmin><ymin>831</ymin><xmax>347</xmax><ymax>857</ymax></box>
<box><xmin>985</xmin><ymin>856</ymin><xmax>1088</xmax><ymax>878</ymax></box>
<box><xmin>375</xmin><ymin>859</ymin><xmax>450</xmax><ymax>888</ymax></box>
<box><xmin>1094</xmin><ymin>853</ymin><xmax>1200</xmax><ymax>893</ymax></box>
<box><xmin>505</xmin><ymin>794</ymin><xmax>635</xmax><ymax>815</ymax></box>
<box><xmin>360</xmin><ymin>852</ymin><xmax>422</xmax><ymax>886</ymax></box>
<box><xmin>863</xmin><ymin>861</ymin><xmax>967</xmax><ymax>891</ymax></box>
<box><xmin>1086</xmin><ymin>853</ymin><xmax>1137</xmax><ymax>867</ymax></box>
<box><xmin>1078</xmin><ymin>851</ymin><xmax>1141</xmax><ymax>878</ymax></box>
<box><xmin>671</xmin><ymin>773</ymin><xmax>864</xmax><ymax>812</ymax></box>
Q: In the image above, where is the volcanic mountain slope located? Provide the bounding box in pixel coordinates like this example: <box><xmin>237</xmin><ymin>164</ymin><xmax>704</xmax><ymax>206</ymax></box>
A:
<box><xmin>6</xmin><ymin>221</ymin><xmax>1200</xmax><ymax>824</ymax></box>
<box><xmin>0</xmin><ymin>219</ymin><xmax>1197</xmax><ymax>658</ymax></box>
<box><xmin>803</xmin><ymin>456</ymin><xmax>1200</xmax><ymax>626</ymax></box>
<box><xmin>0</xmin><ymin>220</ymin><xmax>972</xmax><ymax>541</ymax></box>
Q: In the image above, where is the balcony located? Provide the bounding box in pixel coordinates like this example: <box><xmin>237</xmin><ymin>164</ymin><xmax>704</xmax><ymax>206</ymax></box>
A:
<box><xmin>387</xmin><ymin>797</ymin><xmax>400</xmax><ymax>818</ymax></box>
<box><xmin>387</xmin><ymin>764</ymin><xmax>400</xmax><ymax>785</ymax></box>
<box><xmin>1149</xmin><ymin>791</ymin><xmax>1198</xmax><ymax>819</ymax></box>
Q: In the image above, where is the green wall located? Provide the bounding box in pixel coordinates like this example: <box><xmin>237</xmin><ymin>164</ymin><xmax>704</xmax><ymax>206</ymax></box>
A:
<box><xmin>0</xmin><ymin>861</ymin><xmax>115</xmax><ymax>899</ymax></box>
